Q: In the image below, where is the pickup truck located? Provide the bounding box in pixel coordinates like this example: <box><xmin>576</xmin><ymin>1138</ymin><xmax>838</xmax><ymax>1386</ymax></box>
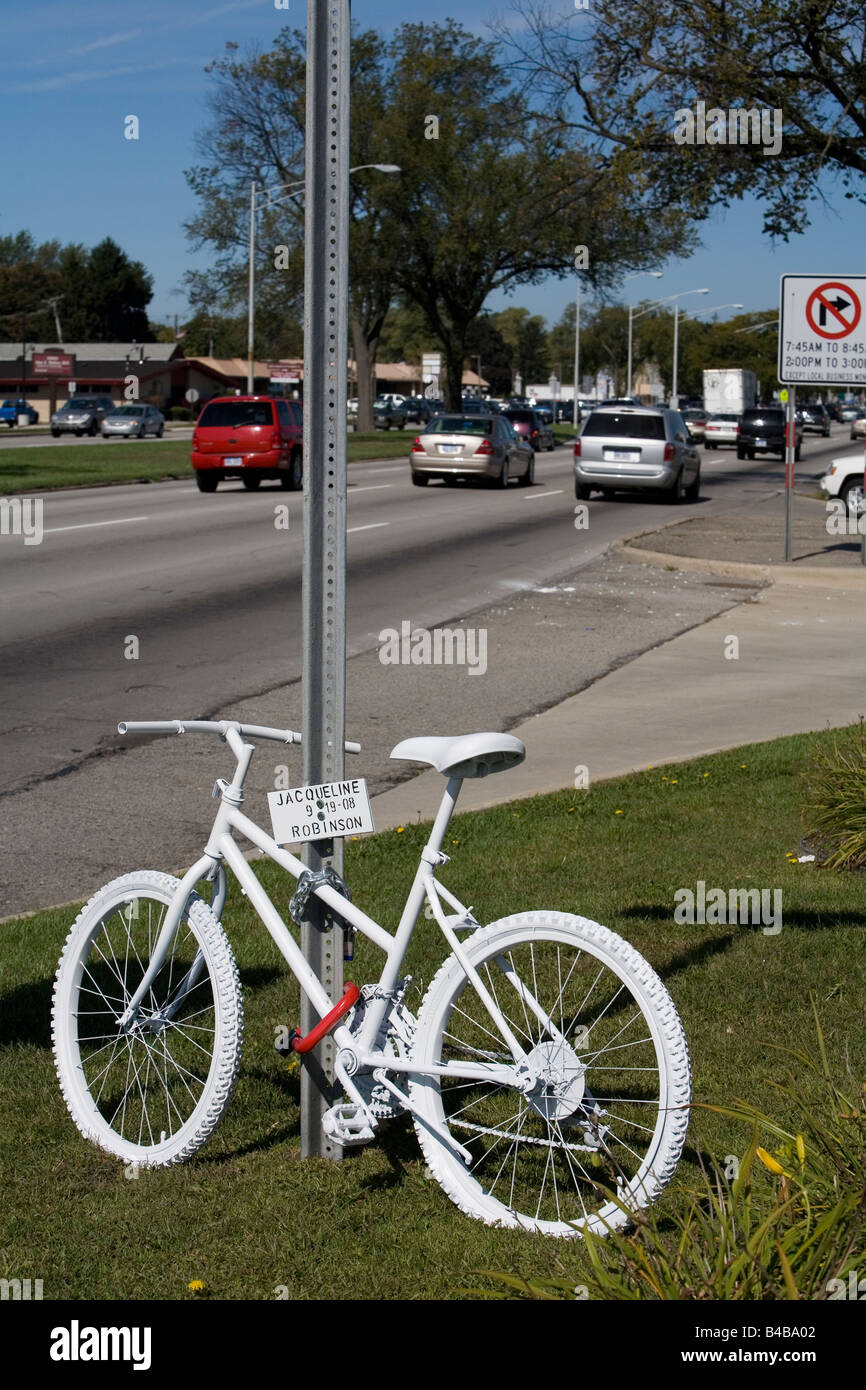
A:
<box><xmin>0</xmin><ymin>399</ymin><xmax>38</xmax><ymax>427</ymax></box>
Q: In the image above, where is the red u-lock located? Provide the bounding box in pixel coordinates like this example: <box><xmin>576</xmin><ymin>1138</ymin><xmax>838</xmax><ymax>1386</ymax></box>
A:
<box><xmin>289</xmin><ymin>983</ymin><xmax>361</xmax><ymax>1053</ymax></box>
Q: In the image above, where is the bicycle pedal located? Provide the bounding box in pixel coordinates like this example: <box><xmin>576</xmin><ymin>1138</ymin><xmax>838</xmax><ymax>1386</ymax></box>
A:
<box><xmin>322</xmin><ymin>1102</ymin><xmax>376</xmax><ymax>1147</ymax></box>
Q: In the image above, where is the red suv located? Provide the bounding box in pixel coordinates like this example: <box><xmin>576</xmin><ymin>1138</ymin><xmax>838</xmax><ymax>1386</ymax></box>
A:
<box><xmin>191</xmin><ymin>395</ymin><xmax>303</xmax><ymax>492</ymax></box>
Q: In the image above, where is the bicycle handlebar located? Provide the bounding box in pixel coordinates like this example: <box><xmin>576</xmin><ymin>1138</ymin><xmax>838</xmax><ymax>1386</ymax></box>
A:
<box><xmin>117</xmin><ymin>719</ymin><xmax>361</xmax><ymax>754</ymax></box>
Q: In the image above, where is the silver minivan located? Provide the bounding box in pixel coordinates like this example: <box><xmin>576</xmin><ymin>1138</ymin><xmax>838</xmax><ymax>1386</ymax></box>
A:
<box><xmin>573</xmin><ymin>406</ymin><xmax>700</xmax><ymax>502</ymax></box>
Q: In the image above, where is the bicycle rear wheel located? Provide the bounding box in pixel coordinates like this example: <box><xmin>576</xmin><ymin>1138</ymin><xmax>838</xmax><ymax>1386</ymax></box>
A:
<box><xmin>410</xmin><ymin>912</ymin><xmax>690</xmax><ymax>1237</ymax></box>
<box><xmin>53</xmin><ymin>871</ymin><xmax>243</xmax><ymax>1166</ymax></box>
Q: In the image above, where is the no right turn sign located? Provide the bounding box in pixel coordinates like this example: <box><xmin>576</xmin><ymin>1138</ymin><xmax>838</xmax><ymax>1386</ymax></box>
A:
<box><xmin>779</xmin><ymin>274</ymin><xmax>866</xmax><ymax>384</ymax></box>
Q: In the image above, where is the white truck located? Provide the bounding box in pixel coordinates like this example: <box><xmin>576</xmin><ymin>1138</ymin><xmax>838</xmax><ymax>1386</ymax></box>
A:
<box><xmin>702</xmin><ymin>368</ymin><xmax>757</xmax><ymax>416</ymax></box>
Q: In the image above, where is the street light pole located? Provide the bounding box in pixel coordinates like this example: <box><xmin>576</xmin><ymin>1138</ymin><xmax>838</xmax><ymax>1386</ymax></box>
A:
<box><xmin>623</xmin><ymin>272</ymin><xmax>662</xmax><ymax>396</ymax></box>
<box><xmin>572</xmin><ymin>277</ymin><xmax>581</xmax><ymax>429</ymax></box>
<box><xmin>247</xmin><ymin>181</ymin><xmax>256</xmax><ymax>392</ymax></box>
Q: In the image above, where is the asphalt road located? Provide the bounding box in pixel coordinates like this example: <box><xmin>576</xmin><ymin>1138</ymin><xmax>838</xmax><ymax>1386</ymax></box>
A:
<box><xmin>0</xmin><ymin>428</ymin><xmax>847</xmax><ymax>913</ymax></box>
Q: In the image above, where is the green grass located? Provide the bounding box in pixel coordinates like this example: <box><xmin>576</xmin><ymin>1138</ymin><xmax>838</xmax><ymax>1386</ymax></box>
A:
<box><xmin>2</xmin><ymin>727</ymin><xmax>864</xmax><ymax>1299</ymax></box>
<box><xmin>0</xmin><ymin>433</ymin><xmax>413</xmax><ymax>494</ymax></box>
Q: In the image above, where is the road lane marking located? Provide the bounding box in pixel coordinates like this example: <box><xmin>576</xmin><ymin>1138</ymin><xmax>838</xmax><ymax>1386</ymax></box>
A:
<box><xmin>349</xmin><ymin>484</ymin><xmax>394</xmax><ymax>493</ymax></box>
<box><xmin>524</xmin><ymin>490</ymin><xmax>564</xmax><ymax>500</ymax></box>
<box><xmin>347</xmin><ymin>522</ymin><xmax>390</xmax><ymax>534</ymax></box>
<box><xmin>44</xmin><ymin>517</ymin><xmax>149</xmax><ymax>534</ymax></box>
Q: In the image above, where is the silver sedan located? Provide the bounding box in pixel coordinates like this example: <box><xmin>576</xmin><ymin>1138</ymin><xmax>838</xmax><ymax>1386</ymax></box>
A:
<box><xmin>410</xmin><ymin>413</ymin><xmax>535</xmax><ymax>487</ymax></box>
<box><xmin>102</xmin><ymin>404</ymin><xmax>165</xmax><ymax>439</ymax></box>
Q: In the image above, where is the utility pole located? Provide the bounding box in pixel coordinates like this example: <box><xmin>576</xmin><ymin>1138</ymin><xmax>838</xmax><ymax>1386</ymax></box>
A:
<box><xmin>299</xmin><ymin>0</ymin><xmax>351</xmax><ymax>1160</ymax></box>
<box><xmin>247</xmin><ymin>181</ymin><xmax>256</xmax><ymax>392</ymax></box>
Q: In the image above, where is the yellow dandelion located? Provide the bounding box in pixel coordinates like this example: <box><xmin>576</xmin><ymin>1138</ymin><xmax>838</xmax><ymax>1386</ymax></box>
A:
<box><xmin>188</xmin><ymin>1279</ymin><xmax>205</xmax><ymax>1292</ymax></box>
<box><xmin>615</xmin><ymin>809</ymin><xmax>623</xmax><ymax>815</ymax></box>
<box><xmin>703</xmin><ymin>773</ymin><xmax>710</xmax><ymax>778</ymax></box>
<box><xmin>396</xmin><ymin>826</ymin><xmax>404</xmax><ymax>833</ymax></box>
<box><xmin>756</xmin><ymin>1147</ymin><xmax>789</xmax><ymax>1177</ymax></box>
<box><xmin>671</xmin><ymin>779</ymin><xmax>678</xmax><ymax>784</ymax></box>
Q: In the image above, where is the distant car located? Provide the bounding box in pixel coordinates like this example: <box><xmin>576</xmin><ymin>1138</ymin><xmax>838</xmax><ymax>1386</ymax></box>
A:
<box><xmin>50</xmin><ymin>395</ymin><xmax>115</xmax><ymax>437</ymax></box>
<box><xmin>798</xmin><ymin>403</ymin><xmax>831</xmax><ymax>437</ymax></box>
<box><xmin>531</xmin><ymin>399</ymin><xmax>556</xmax><ymax>425</ymax></box>
<box><xmin>102</xmin><ymin>404</ymin><xmax>164</xmax><ymax>439</ymax></box>
<box><xmin>820</xmin><ymin>454</ymin><xmax>865</xmax><ymax>514</ymax></box>
<box><xmin>737</xmin><ymin>406</ymin><xmax>802</xmax><ymax>460</ymax></box>
<box><xmin>824</xmin><ymin>400</ymin><xmax>843</xmax><ymax>423</ymax></box>
<box><xmin>503</xmin><ymin>407</ymin><xmax>555</xmax><ymax>452</ymax></box>
<box><xmin>681</xmin><ymin>408</ymin><xmax>708</xmax><ymax>442</ymax></box>
<box><xmin>402</xmin><ymin>397</ymin><xmax>432</xmax><ymax>425</ymax></box>
<box><xmin>410</xmin><ymin>411</ymin><xmax>534</xmax><ymax>487</ymax></box>
<box><xmin>573</xmin><ymin>405</ymin><xmax>700</xmax><ymax>503</ymax></box>
<box><xmin>594</xmin><ymin>397</ymin><xmax>643</xmax><ymax>410</ymax></box>
<box><xmin>373</xmin><ymin>398</ymin><xmax>407</xmax><ymax>430</ymax></box>
<box><xmin>839</xmin><ymin>404</ymin><xmax>859</xmax><ymax>423</ymax></box>
<box><xmin>849</xmin><ymin>411</ymin><xmax>866</xmax><ymax>441</ymax></box>
<box><xmin>703</xmin><ymin>413</ymin><xmax>740</xmax><ymax>449</ymax></box>
<box><xmin>191</xmin><ymin>394</ymin><xmax>303</xmax><ymax>492</ymax></box>
<box><xmin>0</xmin><ymin>398</ymin><xmax>38</xmax><ymax>426</ymax></box>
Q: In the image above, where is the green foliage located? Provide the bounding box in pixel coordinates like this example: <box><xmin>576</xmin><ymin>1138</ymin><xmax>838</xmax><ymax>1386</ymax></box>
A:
<box><xmin>471</xmin><ymin>999</ymin><xmax>866</xmax><ymax>1300</ymax></box>
<box><xmin>803</xmin><ymin>721</ymin><xmax>866</xmax><ymax>869</ymax></box>
<box><xmin>0</xmin><ymin>231</ymin><xmax>152</xmax><ymax>342</ymax></box>
<box><xmin>503</xmin><ymin>0</ymin><xmax>866</xmax><ymax>239</ymax></box>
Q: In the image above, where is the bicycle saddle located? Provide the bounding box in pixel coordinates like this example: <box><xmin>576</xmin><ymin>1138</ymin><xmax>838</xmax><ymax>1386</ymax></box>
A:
<box><xmin>389</xmin><ymin>732</ymin><xmax>526</xmax><ymax>779</ymax></box>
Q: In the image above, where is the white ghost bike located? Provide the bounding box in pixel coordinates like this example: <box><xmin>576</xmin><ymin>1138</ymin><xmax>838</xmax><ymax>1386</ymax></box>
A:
<box><xmin>53</xmin><ymin>719</ymin><xmax>691</xmax><ymax>1237</ymax></box>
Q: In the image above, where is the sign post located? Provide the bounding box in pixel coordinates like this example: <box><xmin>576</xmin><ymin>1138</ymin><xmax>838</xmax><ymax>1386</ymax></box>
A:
<box><xmin>299</xmin><ymin>0</ymin><xmax>351</xmax><ymax>1160</ymax></box>
<box><xmin>780</xmin><ymin>388</ymin><xmax>796</xmax><ymax>562</ymax></box>
<box><xmin>779</xmin><ymin>274</ymin><xmax>866</xmax><ymax>562</ymax></box>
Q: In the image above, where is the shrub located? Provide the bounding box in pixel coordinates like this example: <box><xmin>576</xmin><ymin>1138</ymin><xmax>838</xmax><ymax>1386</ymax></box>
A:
<box><xmin>468</xmin><ymin>1000</ymin><xmax>866</xmax><ymax>1300</ymax></box>
<box><xmin>168</xmin><ymin>406</ymin><xmax>193</xmax><ymax>421</ymax></box>
<box><xmin>802</xmin><ymin>720</ymin><xmax>866</xmax><ymax>869</ymax></box>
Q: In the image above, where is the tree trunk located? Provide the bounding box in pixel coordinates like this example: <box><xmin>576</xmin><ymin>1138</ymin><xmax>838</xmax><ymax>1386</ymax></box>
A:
<box><xmin>351</xmin><ymin>316</ymin><xmax>378</xmax><ymax>433</ymax></box>
<box><xmin>442</xmin><ymin>337</ymin><xmax>466</xmax><ymax>410</ymax></box>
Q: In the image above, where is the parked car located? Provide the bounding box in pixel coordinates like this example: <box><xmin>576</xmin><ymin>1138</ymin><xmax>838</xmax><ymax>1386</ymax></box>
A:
<box><xmin>191</xmin><ymin>395</ymin><xmax>303</xmax><ymax>492</ymax></box>
<box><xmin>402</xmin><ymin>397</ymin><xmax>432</xmax><ymax>425</ymax></box>
<box><xmin>102</xmin><ymin>404</ymin><xmax>164</xmax><ymax>439</ymax></box>
<box><xmin>798</xmin><ymin>403</ymin><xmax>831</xmax><ymax>437</ymax></box>
<box><xmin>50</xmin><ymin>395</ymin><xmax>115</xmax><ymax>437</ymax></box>
<box><xmin>0</xmin><ymin>398</ymin><xmax>38</xmax><ymax>427</ymax></box>
<box><xmin>737</xmin><ymin>406</ymin><xmax>802</xmax><ymax>460</ymax></box>
<box><xmin>373</xmin><ymin>397</ymin><xmax>407</xmax><ymax>430</ymax></box>
<box><xmin>849</xmin><ymin>411</ymin><xmax>866</xmax><ymax>441</ymax></box>
<box><xmin>681</xmin><ymin>408</ymin><xmax>708</xmax><ymax>442</ymax></box>
<box><xmin>703</xmin><ymin>413</ymin><xmax>740</xmax><ymax>449</ymax></box>
<box><xmin>820</xmin><ymin>454</ymin><xmax>866</xmax><ymax>514</ymax></box>
<box><xmin>531</xmin><ymin>399</ymin><xmax>555</xmax><ymax>425</ymax></box>
<box><xmin>410</xmin><ymin>411</ymin><xmax>534</xmax><ymax>487</ymax></box>
<box><xmin>503</xmin><ymin>407</ymin><xmax>555</xmax><ymax>452</ymax></box>
<box><xmin>573</xmin><ymin>405</ymin><xmax>700</xmax><ymax>502</ymax></box>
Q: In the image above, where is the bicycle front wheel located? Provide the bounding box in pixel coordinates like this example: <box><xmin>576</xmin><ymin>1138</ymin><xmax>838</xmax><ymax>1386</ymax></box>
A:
<box><xmin>410</xmin><ymin>912</ymin><xmax>690</xmax><ymax>1237</ymax></box>
<box><xmin>52</xmin><ymin>870</ymin><xmax>243</xmax><ymax>1166</ymax></box>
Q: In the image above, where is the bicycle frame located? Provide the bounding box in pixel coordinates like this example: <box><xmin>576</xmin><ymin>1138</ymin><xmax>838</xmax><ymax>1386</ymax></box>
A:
<box><xmin>117</xmin><ymin>724</ymin><xmax>530</xmax><ymax>1099</ymax></box>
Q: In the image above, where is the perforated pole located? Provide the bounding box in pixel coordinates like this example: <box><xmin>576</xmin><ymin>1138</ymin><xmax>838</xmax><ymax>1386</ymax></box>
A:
<box><xmin>299</xmin><ymin>0</ymin><xmax>350</xmax><ymax>1160</ymax></box>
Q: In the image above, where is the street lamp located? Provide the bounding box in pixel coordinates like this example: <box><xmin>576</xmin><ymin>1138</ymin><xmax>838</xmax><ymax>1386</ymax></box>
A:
<box><xmin>624</xmin><ymin>271</ymin><xmax>663</xmax><ymax>397</ymax></box>
<box><xmin>681</xmin><ymin>303</ymin><xmax>744</xmax><ymax>320</ymax></box>
<box><xmin>668</xmin><ymin>289</ymin><xmax>710</xmax><ymax>407</ymax></box>
<box><xmin>246</xmin><ymin>164</ymin><xmax>401</xmax><ymax>391</ymax></box>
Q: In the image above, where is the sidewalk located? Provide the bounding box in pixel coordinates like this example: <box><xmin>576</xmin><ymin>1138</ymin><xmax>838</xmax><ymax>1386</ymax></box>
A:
<box><xmin>370</xmin><ymin>491</ymin><xmax>866</xmax><ymax>828</ymax></box>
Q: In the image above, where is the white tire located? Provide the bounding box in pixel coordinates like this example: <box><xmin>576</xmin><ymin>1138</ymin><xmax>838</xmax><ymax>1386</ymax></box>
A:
<box><xmin>410</xmin><ymin>912</ymin><xmax>690</xmax><ymax>1237</ymax></box>
<box><xmin>52</xmin><ymin>871</ymin><xmax>243</xmax><ymax>1166</ymax></box>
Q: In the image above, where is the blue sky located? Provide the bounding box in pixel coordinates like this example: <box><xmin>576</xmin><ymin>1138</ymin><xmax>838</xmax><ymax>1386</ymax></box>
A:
<box><xmin>2</xmin><ymin>0</ymin><xmax>863</xmax><ymax>333</ymax></box>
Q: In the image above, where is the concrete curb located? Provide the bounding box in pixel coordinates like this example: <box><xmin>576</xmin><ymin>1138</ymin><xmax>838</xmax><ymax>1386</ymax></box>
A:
<box><xmin>613</xmin><ymin>535</ymin><xmax>866</xmax><ymax>588</ymax></box>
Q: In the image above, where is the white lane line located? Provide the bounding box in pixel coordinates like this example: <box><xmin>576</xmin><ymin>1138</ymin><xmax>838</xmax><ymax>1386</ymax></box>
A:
<box><xmin>523</xmin><ymin>489</ymin><xmax>564</xmax><ymax>500</ymax></box>
<box><xmin>347</xmin><ymin>522</ymin><xmax>389</xmax><ymax>534</ymax></box>
<box><xmin>44</xmin><ymin>516</ymin><xmax>149</xmax><ymax>535</ymax></box>
<box><xmin>349</xmin><ymin>484</ymin><xmax>394</xmax><ymax>493</ymax></box>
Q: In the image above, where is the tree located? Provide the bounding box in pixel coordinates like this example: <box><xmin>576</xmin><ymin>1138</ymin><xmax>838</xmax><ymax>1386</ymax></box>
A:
<box><xmin>465</xmin><ymin>315</ymin><xmax>513</xmax><ymax>396</ymax></box>
<box><xmin>374</xmin><ymin>21</ymin><xmax>693</xmax><ymax>408</ymax></box>
<box><xmin>0</xmin><ymin>232</ymin><xmax>152</xmax><ymax>343</ymax></box>
<box><xmin>500</xmin><ymin>1</ymin><xmax>866</xmax><ymax>238</ymax></box>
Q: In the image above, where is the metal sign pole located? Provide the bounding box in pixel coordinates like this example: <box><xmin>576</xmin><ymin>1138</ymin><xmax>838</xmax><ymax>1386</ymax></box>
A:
<box><xmin>784</xmin><ymin>386</ymin><xmax>796</xmax><ymax>562</ymax></box>
<box><xmin>299</xmin><ymin>0</ymin><xmax>350</xmax><ymax>1160</ymax></box>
